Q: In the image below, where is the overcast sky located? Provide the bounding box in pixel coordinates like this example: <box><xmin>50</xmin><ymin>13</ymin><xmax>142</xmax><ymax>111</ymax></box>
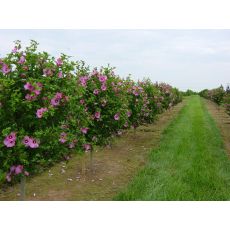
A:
<box><xmin>0</xmin><ymin>30</ymin><xmax>230</xmax><ymax>91</ymax></box>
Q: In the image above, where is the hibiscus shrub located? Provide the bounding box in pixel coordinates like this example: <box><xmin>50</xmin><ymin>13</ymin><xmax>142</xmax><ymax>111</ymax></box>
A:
<box><xmin>0</xmin><ymin>41</ymin><xmax>182</xmax><ymax>184</ymax></box>
<box><xmin>199</xmin><ymin>85</ymin><xmax>230</xmax><ymax>115</ymax></box>
<box><xmin>0</xmin><ymin>41</ymin><xmax>90</xmax><ymax>183</ymax></box>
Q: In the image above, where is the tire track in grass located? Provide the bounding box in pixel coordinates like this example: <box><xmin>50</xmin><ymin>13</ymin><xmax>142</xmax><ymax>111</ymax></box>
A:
<box><xmin>115</xmin><ymin>95</ymin><xmax>230</xmax><ymax>201</ymax></box>
<box><xmin>203</xmin><ymin>98</ymin><xmax>230</xmax><ymax>156</ymax></box>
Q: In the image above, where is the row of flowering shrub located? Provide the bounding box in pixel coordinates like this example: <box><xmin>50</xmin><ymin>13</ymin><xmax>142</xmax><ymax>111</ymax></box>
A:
<box><xmin>0</xmin><ymin>41</ymin><xmax>182</xmax><ymax>184</ymax></box>
<box><xmin>199</xmin><ymin>85</ymin><xmax>230</xmax><ymax>115</ymax></box>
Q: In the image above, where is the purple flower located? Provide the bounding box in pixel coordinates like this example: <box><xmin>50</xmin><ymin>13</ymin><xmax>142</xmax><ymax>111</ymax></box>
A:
<box><xmin>32</xmin><ymin>90</ymin><xmax>40</xmax><ymax>96</ymax></box>
<box><xmin>93</xmin><ymin>89</ymin><xmax>100</xmax><ymax>95</ymax></box>
<box><xmin>1</xmin><ymin>63</ymin><xmax>11</xmax><ymax>74</ymax></box>
<box><xmin>91</xmin><ymin>69</ymin><xmax>99</xmax><ymax>76</ymax></box>
<box><xmin>15</xmin><ymin>165</ymin><xmax>23</xmax><ymax>175</ymax></box>
<box><xmin>56</xmin><ymin>58</ymin><xmax>63</xmax><ymax>66</ymax></box>
<box><xmin>24</xmin><ymin>82</ymin><xmax>34</xmax><ymax>91</ymax></box>
<box><xmin>59</xmin><ymin>138</ymin><xmax>67</xmax><ymax>143</ymax></box>
<box><xmin>25</xmin><ymin>94</ymin><xmax>36</xmax><ymax>101</ymax></box>
<box><xmin>59</xmin><ymin>132</ymin><xmax>67</xmax><ymax>143</ymax></box>
<box><xmin>101</xmin><ymin>84</ymin><xmax>107</xmax><ymax>91</ymax></box>
<box><xmin>133</xmin><ymin>91</ymin><xmax>139</xmax><ymax>96</ymax></box>
<box><xmin>81</xmin><ymin>127</ymin><xmax>89</xmax><ymax>134</ymax></box>
<box><xmin>51</xmin><ymin>97</ymin><xmax>60</xmax><ymax>107</ymax></box>
<box><xmin>36</xmin><ymin>82</ymin><xmax>43</xmax><ymax>89</ymax></box>
<box><xmin>98</xmin><ymin>75</ymin><xmax>107</xmax><ymax>83</ymax></box>
<box><xmin>114</xmin><ymin>113</ymin><xmax>120</xmax><ymax>121</ymax></box>
<box><xmin>4</xmin><ymin>139</ymin><xmax>15</xmax><ymax>147</ymax></box>
<box><xmin>4</xmin><ymin>132</ymin><xmax>16</xmax><ymax>148</ymax></box>
<box><xmin>94</xmin><ymin>111</ymin><xmax>101</xmax><ymax>119</ymax></box>
<box><xmin>58</xmin><ymin>71</ymin><xmax>63</xmax><ymax>78</ymax></box>
<box><xmin>10</xmin><ymin>165</ymin><xmax>16</xmax><ymax>174</ymax></box>
<box><xmin>22</xmin><ymin>136</ymin><xmax>32</xmax><ymax>147</ymax></box>
<box><xmin>12</xmin><ymin>47</ymin><xmax>18</xmax><ymax>53</ymax></box>
<box><xmin>55</xmin><ymin>92</ymin><xmax>63</xmax><ymax>99</ymax></box>
<box><xmin>127</xmin><ymin>111</ymin><xmax>132</xmax><ymax>117</ymax></box>
<box><xmin>29</xmin><ymin>138</ymin><xmax>39</xmax><ymax>148</ymax></box>
<box><xmin>83</xmin><ymin>144</ymin><xmax>91</xmax><ymax>152</ymax></box>
<box><xmin>79</xmin><ymin>76</ymin><xmax>88</xmax><ymax>87</ymax></box>
<box><xmin>43</xmin><ymin>68</ymin><xmax>53</xmax><ymax>77</ymax></box>
<box><xmin>36</xmin><ymin>107</ymin><xmax>48</xmax><ymax>118</ymax></box>
<box><xmin>18</xmin><ymin>56</ymin><xmax>25</xmax><ymax>64</ymax></box>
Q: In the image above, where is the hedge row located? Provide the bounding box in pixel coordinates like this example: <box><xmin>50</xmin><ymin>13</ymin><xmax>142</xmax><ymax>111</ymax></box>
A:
<box><xmin>0</xmin><ymin>41</ymin><xmax>182</xmax><ymax>183</ymax></box>
<box><xmin>199</xmin><ymin>85</ymin><xmax>230</xmax><ymax>115</ymax></box>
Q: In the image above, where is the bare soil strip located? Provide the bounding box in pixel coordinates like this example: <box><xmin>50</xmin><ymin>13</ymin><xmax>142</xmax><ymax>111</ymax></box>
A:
<box><xmin>204</xmin><ymin>99</ymin><xmax>230</xmax><ymax>156</ymax></box>
<box><xmin>0</xmin><ymin>101</ymin><xmax>186</xmax><ymax>201</ymax></box>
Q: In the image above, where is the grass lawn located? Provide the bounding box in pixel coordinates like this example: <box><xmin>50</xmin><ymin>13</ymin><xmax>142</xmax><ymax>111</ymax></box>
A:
<box><xmin>115</xmin><ymin>95</ymin><xmax>230</xmax><ymax>200</ymax></box>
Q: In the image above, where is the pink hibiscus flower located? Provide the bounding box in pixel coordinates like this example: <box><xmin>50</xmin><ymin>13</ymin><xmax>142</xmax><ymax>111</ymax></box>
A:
<box><xmin>43</xmin><ymin>68</ymin><xmax>53</xmax><ymax>76</ymax></box>
<box><xmin>15</xmin><ymin>165</ymin><xmax>24</xmax><ymax>175</ymax></box>
<box><xmin>127</xmin><ymin>111</ymin><xmax>132</xmax><ymax>117</ymax></box>
<box><xmin>33</xmin><ymin>90</ymin><xmax>41</xmax><ymax>96</ymax></box>
<box><xmin>36</xmin><ymin>107</ymin><xmax>48</xmax><ymax>118</ymax></box>
<box><xmin>83</xmin><ymin>144</ymin><xmax>91</xmax><ymax>152</ymax></box>
<box><xmin>56</xmin><ymin>58</ymin><xmax>63</xmax><ymax>66</ymax></box>
<box><xmin>94</xmin><ymin>111</ymin><xmax>101</xmax><ymax>120</ymax></box>
<box><xmin>51</xmin><ymin>97</ymin><xmax>60</xmax><ymax>107</ymax></box>
<box><xmin>55</xmin><ymin>92</ymin><xmax>63</xmax><ymax>99</ymax></box>
<box><xmin>29</xmin><ymin>138</ymin><xmax>39</xmax><ymax>148</ymax></box>
<box><xmin>24</xmin><ymin>82</ymin><xmax>34</xmax><ymax>91</ymax></box>
<box><xmin>18</xmin><ymin>56</ymin><xmax>25</xmax><ymax>64</ymax></box>
<box><xmin>58</xmin><ymin>71</ymin><xmax>63</xmax><ymax>78</ymax></box>
<box><xmin>1</xmin><ymin>63</ymin><xmax>11</xmax><ymax>74</ymax></box>
<box><xmin>101</xmin><ymin>84</ymin><xmax>107</xmax><ymax>91</ymax></box>
<box><xmin>93</xmin><ymin>89</ymin><xmax>100</xmax><ymax>95</ymax></box>
<box><xmin>59</xmin><ymin>132</ymin><xmax>67</xmax><ymax>143</ymax></box>
<box><xmin>81</xmin><ymin>127</ymin><xmax>89</xmax><ymax>134</ymax></box>
<box><xmin>10</xmin><ymin>165</ymin><xmax>16</xmax><ymax>174</ymax></box>
<box><xmin>98</xmin><ymin>75</ymin><xmax>107</xmax><ymax>83</ymax></box>
<box><xmin>79</xmin><ymin>76</ymin><xmax>88</xmax><ymax>87</ymax></box>
<box><xmin>25</xmin><ymin>94</ymin><xmax>36</xmax><ymax>101</ymax></box>
<box><xmin>22</xmin><ymin>136</ymin><xmax>32</xmax><ymax>147</ymax></box>
<box><xmin>12</xmin><ymin>47</ymin><xmax>18</xmax><ymax>53</ymax></box>
<box><xmin>4</xmin><ymin>132</ymin><xmax>16</xmax><ymax>148</ymax></box>
<box><xmin>114</xmin><ymin>113</ymin><xmax>120</xmax><ymax>121</ymax></box>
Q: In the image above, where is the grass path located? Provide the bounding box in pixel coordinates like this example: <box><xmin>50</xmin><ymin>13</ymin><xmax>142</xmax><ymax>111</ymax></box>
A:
<box><xmin>115</xmin><ymin>95</ymin><xmax>230</xmax><ymax>200</ymax></box>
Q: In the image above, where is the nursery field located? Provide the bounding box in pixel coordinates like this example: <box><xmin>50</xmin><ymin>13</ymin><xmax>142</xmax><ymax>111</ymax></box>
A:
<box><xmin>0</xmin><ymin>41</ymin><xmax>230</xmax><ymax>201</ymax></box>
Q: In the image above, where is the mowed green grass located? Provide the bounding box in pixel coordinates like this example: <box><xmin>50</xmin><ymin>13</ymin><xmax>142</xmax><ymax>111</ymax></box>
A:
<box><xmin>115</xmin><ymin>96</ymin><xmax>230</xmax><ymax>200</ymax></box>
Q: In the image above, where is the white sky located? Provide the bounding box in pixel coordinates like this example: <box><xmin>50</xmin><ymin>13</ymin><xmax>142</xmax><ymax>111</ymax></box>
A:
<box><xmin>0</xmin><ymin>29</ymin><xmax>230</xmax><ymax>91</ymax></box>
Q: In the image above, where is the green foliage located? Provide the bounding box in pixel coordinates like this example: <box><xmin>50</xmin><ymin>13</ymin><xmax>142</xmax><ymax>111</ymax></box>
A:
<box><xmin>0</xmin><ymin>41</ymin><xmax>182</xmax><ymax>184</ymax></box>
<box><xmin>199</xmin><ymin>85</ymin><xmax>230</xmax><ymax>114</ymax></box>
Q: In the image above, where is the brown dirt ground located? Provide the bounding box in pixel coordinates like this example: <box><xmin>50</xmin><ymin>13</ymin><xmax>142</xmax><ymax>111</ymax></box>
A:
<box><xmin>203</xmin><ymin>99</ymin><xmax>230</xmax><ymax>156</ymax></box>
<box><xmin>0</xmin><ymin>100</ymin><xmax>186</xmax><ymax>201</ymax></box>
